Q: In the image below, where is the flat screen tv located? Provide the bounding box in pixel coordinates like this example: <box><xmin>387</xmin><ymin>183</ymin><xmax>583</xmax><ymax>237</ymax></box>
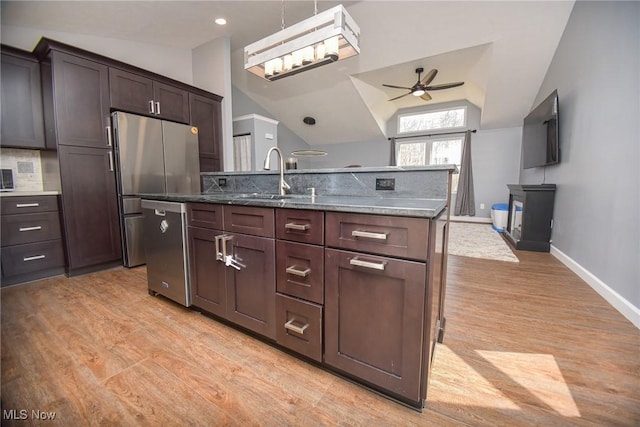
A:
<box><xmin>522</xmin><ymin>89</ymin><xmax>559</xmax><ymax>169</ymax></box>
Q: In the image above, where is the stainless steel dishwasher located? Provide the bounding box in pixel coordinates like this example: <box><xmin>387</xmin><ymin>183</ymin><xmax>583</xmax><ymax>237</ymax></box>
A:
<box><xmin>141</xmin><ymin>199</ymin><xmax>191</xmax><ymax>307</ymax></box>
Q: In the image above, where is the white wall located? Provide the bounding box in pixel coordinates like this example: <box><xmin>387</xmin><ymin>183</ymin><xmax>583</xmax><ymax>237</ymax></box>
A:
<box><xmin>521</xmin><ymin>1</ymin><xmax>639</xmax><ymax>325</ymax></box>
<box><xmin>1</xmin><ymin>25</ymin><xmax>193</xmax><ymax>84</ymax></box>
<box><xmin>192</xmin><ymin>37</ymin><xmax>233</xmax><ymax>171</ymax></box>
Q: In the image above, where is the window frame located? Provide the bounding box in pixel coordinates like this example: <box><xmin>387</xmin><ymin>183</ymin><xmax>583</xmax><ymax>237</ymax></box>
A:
<box><xmin>397</xmin><ymin>105</ymin><xmax>468</xmax><ymax>135</ymax></box>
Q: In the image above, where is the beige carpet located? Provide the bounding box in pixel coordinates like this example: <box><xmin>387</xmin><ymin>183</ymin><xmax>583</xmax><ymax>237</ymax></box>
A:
<box><xmin>448</xmin><ymin>222</ymin><xmax>519</xmax><ymax>262</ymax></box>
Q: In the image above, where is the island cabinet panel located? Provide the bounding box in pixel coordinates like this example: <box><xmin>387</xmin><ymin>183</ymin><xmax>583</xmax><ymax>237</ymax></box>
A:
<box><xmin>324</xmin><ymin>248</ymin><xmax>427</xmax><ymax>405</ymax></box>
<box><xmin>276</xmin><ymin>240</ymin><xmax>324</xmax><ymax>304</ymax></box>
<box><xmin>225</xmin><ymin>232</ymin><xmax>276</xmax><ymax>340</ymax></box>
<box><xmin>188</xmin><ymin>226</ymin><xmax>227</xmax><ymax>318</ymax></box>
<box><xmin>325</xmin><ymin>212</ymin><xmax>429</xmax><ymax>261</ymax></box>
<box><xmin>0</xmin><ymin>46</ymin><xmax>46</xmax><ymax>149</ymax></box>
<box><xmin>276</xmin><ymin>293</ymin><xmax>323</xmax><ymax>362</ymax></box>
<box><xmin>186</xmin><ymin>203</ymin><xmax>277</xmax><ymax>340</ymax></box>
<box><xmin>189</xmin><ymin>93</ymin><xmax>223</xmax><ymax>172</ymax></box>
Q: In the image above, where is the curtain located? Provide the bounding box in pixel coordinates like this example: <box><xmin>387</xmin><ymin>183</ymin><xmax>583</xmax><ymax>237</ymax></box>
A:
<box><xmin>454</xmin><ymin>130</ymin><xmax>475</xmax><ymax>216</ymax></box>
<box><xmin>233</xmin><ymin>135</ymin><xmax>252</xmax><ymax>171</ymax></box>
<box><xmin>389</xmin><ymin>137</ymin><xmax>397</xmax><ymax>166</ymax></box>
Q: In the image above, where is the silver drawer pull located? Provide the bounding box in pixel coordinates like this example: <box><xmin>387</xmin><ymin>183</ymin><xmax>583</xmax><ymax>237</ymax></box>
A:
<box><xmin>155</xmin><ymin>101</ymin><xmax>161</xmax><ymax>115</ymax></box>
<box><xmin>19</xmin><ymin>226</ymin><xmax>42</xmax><ymax>232</ymax></box>
<box><xmin>351</xmin><ymin>230</ymin><xmax>388</xmax><ymax>240</ymax></box>
<box><xmin>23</xmin><ymin>255</ymin><xmax>46</xmax><ymax>262</ymax></box>
<box><xmin>16</xmin><ymin>203</ymin><xmax>39</xmax><ymax>208</ymax></box>
<box><xmin>350</xmin><ymin>257</ymin><xmax>386</xmax><ymax>271</ymax></box>
<box><xmin>149</xmin><ymin>100</ymin><xmax>155</xmax><ymax>114</ymax></box>
<box><xmin>285</xmin><ymin>222</ymin><xmax>310</xmax><ymax>231</ymax></box>
<box><xmin>286</xmin><ymin>266</ymin><xmax>311</xmax><ymax>277</ymax></box>
<box><xmin>284</xmin><ymin>319</ymin><xmax>309</xmax><ymax>335</ymax></box>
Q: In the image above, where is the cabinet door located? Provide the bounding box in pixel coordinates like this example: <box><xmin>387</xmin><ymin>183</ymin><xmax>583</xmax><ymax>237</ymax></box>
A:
<box><xmin>53</xmin><ymin>52</ymin><xmax>110</xmax><ymax>148</ymax></box>
<box><xmin>188</xmin><ymin>226</ymin><xmax>227</xmax><ymax>318</ymax></box>
<box><xmin>324</xmin><ymin>248</ymin><xmax>426</xmax><ymax>405</ymax></box>
<box><xmin>0</xmin><ymin>49</ymin><xmax>45</xmax><ymax>149</ymax></box>
<box><xmin>225</xmin><ymin>233</ymin><xmax>276</xmax><ymax>340</ymax></box>
<box><xmin>109</xmin><ymin>68</ymin><xmax>154</xmax><ymax>116</ymax></box>
<box><xmin>153</xmin><ymin>81</ymin><xmax>189</xmax><ymax>124</ymax></box>
<box><xmin>58</xmin><ymin>145</ymin><xmax>121</xmax><ymax>272</ymax></box>
<box><xmin>189</xmin><ymin>93</ymin><xmax>222</xmax><ymax>172</ymax></box>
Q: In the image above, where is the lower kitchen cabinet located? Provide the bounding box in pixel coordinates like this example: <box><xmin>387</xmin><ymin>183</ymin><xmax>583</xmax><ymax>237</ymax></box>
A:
<box><xmin>0</xmin><ymin>195</ymin><xmax>65</xmax><ymax>286</ymax></box>
<box><xmin>324</xmin><ymin>248</ymin><xmax>427</xmax><ymax>405</ymax></box>
<box><xmin>225</xmin><ymin>232</ymin><xmax>276</xmax><ymax>339</ymax></box>
<box><xmin>188</xmin><ymin>226</ymin><xmax>227</xmax><ymax>318</ymax></box>
<box><xmin>58</xmin><ymin>145</ymin><xmax>121</xmax><ymax>273</ymax></box>
<box><xmin>187</xmin><ymin>203</ymin><xmax>277</xmax><ymax>340</ymax></box>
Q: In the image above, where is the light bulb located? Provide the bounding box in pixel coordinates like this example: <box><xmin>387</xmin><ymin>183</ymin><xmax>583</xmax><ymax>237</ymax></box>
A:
<box><xmin>302</xmin><ymin>46</ymin><xmax>314</xmax><ymax>65</ymax></box>
<box><xmin>292</xmin><ymin>50</ymin><xmax>303</xmax><ymax>68</ymax></box>
<box><xmin>264</xmin><ymin>60</ymin><xmax>274</xmax><ymax>78</ymax></box>
<box><xmin>283</xmin><ymin>54</ymin><xmax>293</xmax><ymax>71</ymax></box>
<box><xmin>273</xmin><ymin>57</ymin><xmax>283</xmax><ymax>74</ymax></box>
<box><xmin>324</xmin><ymin>36</ymin><xmax>339</xmax><ymax>60</ymax></box>
<box><xmin>315</xmin><ymin>43</ymin><xmax>325</xmax><ymax>60</ymax></box>
<box><xmin>413</xmin><ymin>89</ymin><xmax>425</xmax><ymax>97</ymax></box>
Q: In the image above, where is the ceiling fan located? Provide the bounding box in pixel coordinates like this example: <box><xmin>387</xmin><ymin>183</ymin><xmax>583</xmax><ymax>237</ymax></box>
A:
<box><xmin>383</xmin><ymin>67</ymin><xmax>464</xmax><ymax>102</ymax></box>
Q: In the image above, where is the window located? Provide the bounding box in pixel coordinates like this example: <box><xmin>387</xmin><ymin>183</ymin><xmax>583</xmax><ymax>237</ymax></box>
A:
<box><xmin>398</xmin><ymin>106</ymin><xmax>466</xmax><ymax>134</ymax></box>
<box><xmin>397</xmin><ymin>137</ymin><xmax>463</xmax><ymax>191</ymax></box>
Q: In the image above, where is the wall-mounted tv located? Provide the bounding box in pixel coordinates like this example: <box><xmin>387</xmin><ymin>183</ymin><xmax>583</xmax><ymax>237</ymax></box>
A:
<box><xmin>522</xmin><ymin>89</ymin><xmax>559</xmax><ymax>169</ymax></box>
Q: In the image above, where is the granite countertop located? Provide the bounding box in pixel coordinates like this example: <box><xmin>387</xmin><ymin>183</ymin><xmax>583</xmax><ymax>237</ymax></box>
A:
<box><xmin>139</xmin><ymin>192</ymin><xmax>447</xmax><ymax>218</ymax></box>
<box><xmin>0</xmin><ymin>191</ymin><xmax>61</xmax><ymax>197</ymax></box>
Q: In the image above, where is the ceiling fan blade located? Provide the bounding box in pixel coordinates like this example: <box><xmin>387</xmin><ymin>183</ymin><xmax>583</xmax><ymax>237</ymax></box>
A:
<box><xmin>420</xmin><ymin>92</ymin><xmax>432</xmax><ymax>102</ymax></box>
<box><xmin>420</xmin><ymin>69</ymin><xmax>438</xmax><ymax>86</ymax></box>
<box><xmin>388</xmin><ymin>92</ymin><xmax>411</xmax><ymax>101</ymax></box>
<box><xmin>426</xmin><ymin>81</ymin><xmax>465</xmax><ymax>91</ymax></box>
<box><xmin>383</xmin><ymin>84</ymin><xmax>412</xmax><ymax>90</ymax></box>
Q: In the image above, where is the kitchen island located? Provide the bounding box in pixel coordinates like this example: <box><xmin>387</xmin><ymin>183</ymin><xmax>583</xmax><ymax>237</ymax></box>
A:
<box><xmin>140</xmin><ymin>166</ymin><xmax>454</xmax><ymax>410</ymax></box>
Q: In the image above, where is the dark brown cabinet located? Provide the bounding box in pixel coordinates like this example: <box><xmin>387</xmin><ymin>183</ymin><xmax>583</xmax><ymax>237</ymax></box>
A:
<box><xmin>189</xmin><ymin>93</ymin><xmax>223</xmax><ymax>172</ymax></box>
<box><xmin>187</xmin><ymin>203</ymin><xmax>277</xmax><ymax>340</ymax></box>
<box><xmin>57</xmin><ymin>145</ymin><xmax>121</xmax><ymax>272</ymax></box>
<box><xmin>51</xmin><ymin>52</ymin><xmax>110</xmax><ymax>149</ymax></box>
<box><xmin>109</xmin><ymin>68</ymin><xmax>189</xmax><ymax>124</ymax></box>
<box><xmin>324</xmin><ymin>248</ymin><xmax>427</xmax><ymax>405</ymax></box>
<box><xmin>0</xmin><ymin>195</ymin><xmax>65</xmax><ymax>286</ymax></box>
<box><xmin>0</xmin><ymin>46</ymin><xmax>46</xmax><ymax>149</ymax></box>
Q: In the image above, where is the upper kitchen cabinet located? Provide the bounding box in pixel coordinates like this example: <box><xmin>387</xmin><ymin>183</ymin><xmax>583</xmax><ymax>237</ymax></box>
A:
<box><xmin>110</xmin><ymin>68</ymin><xmax>190</xmax><ymax>124</ymax></box>
<box><xmin>0</xmin><ymin>45</ymin><xmax>46</xmax><ymax>149</ymax></box>
<box><xmin>189</xmin><ymin>93</ymin><xmax>223</xmax><ymax>172</ymax></box>
<box><xmin>41</xmin><ymin>50</ymin><xmax>111</xmax><ymax>149</ymax></box>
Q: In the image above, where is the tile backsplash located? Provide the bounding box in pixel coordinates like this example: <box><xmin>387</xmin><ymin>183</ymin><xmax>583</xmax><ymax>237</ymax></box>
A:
<box><xmin>0</xmin><ymin>148</ymin><xmax>43</xmax><ymax>191</ymax></box>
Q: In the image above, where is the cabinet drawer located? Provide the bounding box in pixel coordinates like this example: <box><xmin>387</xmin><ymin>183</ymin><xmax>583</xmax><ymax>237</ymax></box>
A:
<box><xmin>325</xmin><ymin>212</ymin><xmax>429</xmax><ymax>261</ymax></box>
<box><xmin>223</xmin><ymin>205</ymin><xmax>274</xmax><ymax>238</ymax></box>
<box><xmin>1</xmin><ymin>240</ymin><xmax>65</xmax><ymax>277</ymax></box>
<box><xmin>276</xmin><ymin>293</ymin><xmax>323</xmax><ymax>363</ymax></box>
<box><xmin>276</xmin><ymin>209</ymin><xmax>324</xmax><ymax>245</ymax></box>
<box><xmin>276</xmin><ymin>240</ymin><xmax>324</xmax><ymax>304</ymax></box>
<box><xmin>187</xmin><ymin>202</ymin><xmax>223</xmax><ymax>229</ymax></box>
<box><xmin>1</xmin><ymin>195</ymin><xmax>58</xmax><ymax>215</ymax></box>
<box><xmin>1</xmin><ymin>211</ymin><xmax>61</xmax><ymax>246</ymax></box>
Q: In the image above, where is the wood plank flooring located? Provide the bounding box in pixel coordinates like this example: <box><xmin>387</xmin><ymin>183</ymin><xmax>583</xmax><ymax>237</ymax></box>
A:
<box><xmin>1</xmin><ymin>251</ymin><xmax>639</xmax><ymax>426</ymax></box>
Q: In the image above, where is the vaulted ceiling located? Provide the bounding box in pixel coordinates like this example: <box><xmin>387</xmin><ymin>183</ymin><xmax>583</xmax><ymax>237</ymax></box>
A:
<box><xmin>1</xmin><ymin>1</ymin><xmax>575</xmax><ymax>146</ymax></box>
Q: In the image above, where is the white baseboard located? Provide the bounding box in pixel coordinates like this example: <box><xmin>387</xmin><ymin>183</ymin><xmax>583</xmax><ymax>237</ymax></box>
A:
<box><xmin>550</xmin><ymin>245</ymin><xmax>640</xmax><ymax>329</ymax></box>
<box><xmin>450</xmin><ymin>215</ymin><xmax>492</xmax><ymax>224</ymax></box>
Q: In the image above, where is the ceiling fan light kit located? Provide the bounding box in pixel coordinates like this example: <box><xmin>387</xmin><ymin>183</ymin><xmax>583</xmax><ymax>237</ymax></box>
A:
<box><xmin>244</xmin><ymin>4</ymin><xmax>360</xmax><ymax>81</ymax></box>
<box><xmin>383</xmin><ymin>67</ymin><xmax>464</xmax><ymax>102</ymax></box>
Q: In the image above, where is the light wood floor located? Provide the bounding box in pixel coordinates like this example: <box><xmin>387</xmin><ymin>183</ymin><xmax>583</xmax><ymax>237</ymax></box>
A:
<box><xmin>1</xmin><ymin>251</ymin><xmax>639</xmax><ymax>426</ymax></box>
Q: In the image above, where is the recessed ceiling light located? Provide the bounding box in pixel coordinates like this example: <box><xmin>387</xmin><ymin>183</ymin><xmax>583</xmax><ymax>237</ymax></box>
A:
<box><xmin>214</xmin><ymin>18</ymin><xmax>227</xmax><ymax>25</ymax></box>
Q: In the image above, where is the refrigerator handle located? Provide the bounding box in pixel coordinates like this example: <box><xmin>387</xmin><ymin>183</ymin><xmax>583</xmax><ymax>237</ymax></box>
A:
<box><xmin>106</xmin><ymin>126</ymin><xmax>112</xmax><ymax>147</ymax></box>
<box><xmin>149</xmin><ymin>100</ymin><xmax>155</xmax><ymax>114</ymax></box>
<box><xmin>108</xmin><ymin>151</ymin><xmax>114</xmax><ymax>172</ymax></box>
<box><xmin>155</xmin><ymin>102</ymin><xmax>161</xmax><ymax>116</ymax></box>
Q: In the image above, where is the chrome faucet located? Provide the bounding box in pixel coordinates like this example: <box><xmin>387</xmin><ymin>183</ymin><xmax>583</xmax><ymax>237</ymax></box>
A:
<box><xmin>263</xmin><ymin>147</ymin><xmax>291</xmax><ymax>196</ymax></box>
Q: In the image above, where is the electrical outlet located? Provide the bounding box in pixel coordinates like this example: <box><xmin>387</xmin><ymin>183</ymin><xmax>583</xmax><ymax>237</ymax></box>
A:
<box><xmin>480</xmin><ymin>203</ymin><xmax>485</xmax><ymax>210</ymax></box>
<box><xmin>376</xmin><ymin>178</ymin><xmax>395</xmax><ymax>190</ymax></box>
<box><xmin>218</xmin><ymin>178</ymin><xmax>227</xmax><ymax>187</ymax></box>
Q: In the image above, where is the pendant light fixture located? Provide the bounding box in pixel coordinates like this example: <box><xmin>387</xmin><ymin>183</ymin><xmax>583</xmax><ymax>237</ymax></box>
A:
<box><xmin>244</xmin><ymin>2</ymin><xmax>360</xmax><ymax>81</ymax></box>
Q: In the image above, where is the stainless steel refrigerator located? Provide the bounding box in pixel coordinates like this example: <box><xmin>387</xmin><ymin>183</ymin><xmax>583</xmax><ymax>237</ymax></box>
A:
<box><xmin>111</xmin><ymin>111</ymin><xmax>200</xmax><ymax>267</ymax></box>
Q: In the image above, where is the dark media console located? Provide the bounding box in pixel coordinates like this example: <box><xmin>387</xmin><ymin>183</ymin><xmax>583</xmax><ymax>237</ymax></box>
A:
<box><xmin>504</xmin><ymin>184</ymin><xmax>556</xmax><ymax>252</ymax></box>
